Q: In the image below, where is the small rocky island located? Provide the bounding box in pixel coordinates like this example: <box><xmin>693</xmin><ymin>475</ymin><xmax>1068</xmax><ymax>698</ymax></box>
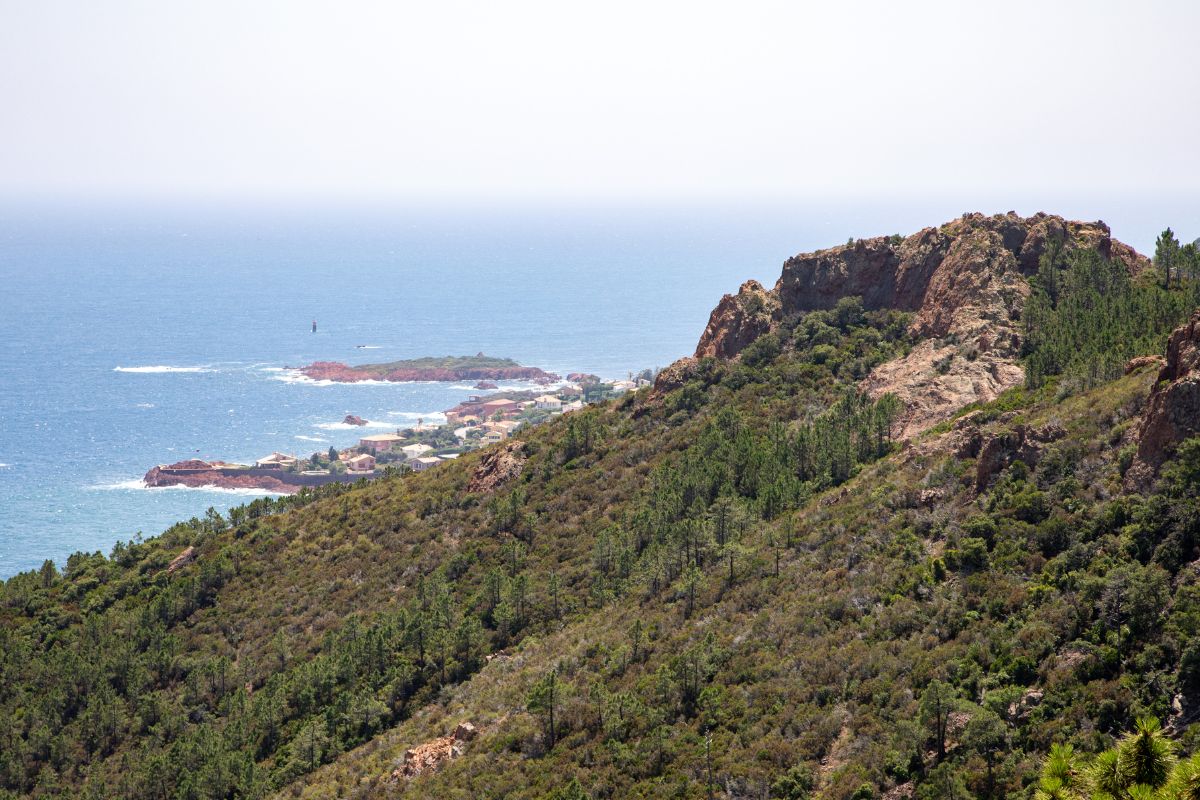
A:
<box><xmin>296</xmin><ymin>354</ymin><xmax>559</xmax><ymax>383</ymax></box>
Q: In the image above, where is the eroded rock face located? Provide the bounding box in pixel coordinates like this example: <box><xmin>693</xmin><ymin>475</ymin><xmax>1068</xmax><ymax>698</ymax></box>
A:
<box><xmin>1126</xmin><ymin>311</ymin><xmax>1200</xmax><ymax>489</ymax></box>
<box><xmin>693</xmin><ymin>212</ymin><xmax>1150</xmax><ymax>438</ymax></box>
<box><xmin>694</xmin><ymin>280</ymin><xmax>780</xmax><ymax>360</ymax></box>
<box><xmin>974</xmin><ymin>423</ymin><xmax>1066</xmax><ymax>491</ymax></box>
<box><xmin>467</xmin><ymin>441</ymin><xmax>526</xmax><ymax>493</ymax></box>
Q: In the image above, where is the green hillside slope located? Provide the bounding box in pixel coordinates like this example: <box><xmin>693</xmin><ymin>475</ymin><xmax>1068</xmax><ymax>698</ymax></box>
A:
<box><xmin>4</xmin><ymin>222</ymin><xmax>1200</xmax><ymax>800</ymax></box>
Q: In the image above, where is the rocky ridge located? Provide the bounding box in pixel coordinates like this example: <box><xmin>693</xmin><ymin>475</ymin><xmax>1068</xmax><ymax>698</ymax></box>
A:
<box><xmin>1126</xmin><ymin>310</ymin><xmax>1200</xmax><ymax>488</ymax></box>
<box><xmin>694</xmin><ymin>212</ymin><xmax>1151</xmax><ymax>438</ymax></box>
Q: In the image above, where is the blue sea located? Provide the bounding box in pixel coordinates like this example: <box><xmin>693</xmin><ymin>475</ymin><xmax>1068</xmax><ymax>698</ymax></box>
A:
<box><xmin>0</xmin><ymin>198</ymin><xmax>1191</xmax><ymax>577</ymax></box>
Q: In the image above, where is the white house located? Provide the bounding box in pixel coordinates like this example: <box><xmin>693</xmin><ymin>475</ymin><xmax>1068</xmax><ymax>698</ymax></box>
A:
<box><xmin>408</xmin><ymin>456</ymin><xmax>441</xmax><ymax>472</ymax></box>
<box><xmin>255</xmin><ymin>452</ymin><xmax>298</xmax><ymax>468</ymax></box>
<box><xmin>344</xmin><ymin>453</ymin><xmax>376</xmax><ymax>473</ymax></box>
<box><xmin>400</xmin><ymin>443</ymin><xmax>434</xmax><ymax>459</ymax></box>
<box><xmin>535</xmin><ymin>394</ymin><xmax>563</xmax><ymax>411</ymax></box>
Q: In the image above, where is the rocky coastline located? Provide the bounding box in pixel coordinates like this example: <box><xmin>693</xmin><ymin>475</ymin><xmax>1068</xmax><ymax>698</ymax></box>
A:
<box><xmin>143</xmin><ymin>460</ymin><xmax>353</xmax><ymax>494</ymax></box>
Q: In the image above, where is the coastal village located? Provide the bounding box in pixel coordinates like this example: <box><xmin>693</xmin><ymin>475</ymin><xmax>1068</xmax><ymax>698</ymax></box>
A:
<box><xmin>143</xmin><ymin>373</ymin><xmax>650</xmax><ymax>492</ymax></box>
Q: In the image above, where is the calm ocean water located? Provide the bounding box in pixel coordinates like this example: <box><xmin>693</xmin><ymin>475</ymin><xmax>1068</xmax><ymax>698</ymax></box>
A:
<box><xmin>0</xmin><ymin>199</ymin><xmax>1190</xmax><ymax>577</ymax></box>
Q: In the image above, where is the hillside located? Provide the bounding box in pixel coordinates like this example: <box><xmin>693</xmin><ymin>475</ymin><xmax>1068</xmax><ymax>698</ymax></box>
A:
<box><xmin>4</xmin><ymin>213</ymin><xmax>1200</xmax><ymax>800</ymax></box>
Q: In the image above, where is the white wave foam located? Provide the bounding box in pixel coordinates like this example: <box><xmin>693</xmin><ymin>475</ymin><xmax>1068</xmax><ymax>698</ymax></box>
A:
<box><xmin>355</xmin><ymin>345</ymin><xmax>382</xmax><ymax>349</ymax></box>
<box><xmin>269</xmin><ymin>370</ymin><xmax>393</xmax><ymax>387</ymax></box>
<box><xmin>314</xmin><ymin>411</ymin><xmax>445</xmax><ymax>431</ymax></box>
<box><xmin>89</xmin><ymin>480</ymin><xmax>284</xmax><ymax>496</ymax></box>
<box><xmin>295</xmin><ymin>435</ymin><xmax>329</xmax><ymax>442</ymax></box>
<box><xmin>114</xmin><ymin>365</ymin><xmax>211</xmax><ymax>374</ymax></box>
<box><xmin>388</xmin><ymin>411</ymin><xmax>447</xmax><ymax>424</ymax></box>
<box><xmin>135</xmin><ymin>402</ymin><xmax>156</xmax><ymax>408</ymax></box>
<box><xmin>315</xmin><ymin>419</ymin><xmax>398</xmax><ymax>430</ymax></box>
<box><xmin>89</xmin><ymin>479</ymin><xmax>150</xmax><ymax>490</ymax></box>
<box><xmin>0</xmin><ymin>463</ymin><xmax>11</xmax><ymax>468</ymax></box>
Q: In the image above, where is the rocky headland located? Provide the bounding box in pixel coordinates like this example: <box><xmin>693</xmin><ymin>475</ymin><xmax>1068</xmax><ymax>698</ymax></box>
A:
<box><xmin>690</xmin><ymin>211</ymin><xmax>1151</xmax><ymax>439</ymax></box>
<box><xmin>143</xmin><ymin>461</ymin><xmax>299</xmax><ymax>493</ymax></box>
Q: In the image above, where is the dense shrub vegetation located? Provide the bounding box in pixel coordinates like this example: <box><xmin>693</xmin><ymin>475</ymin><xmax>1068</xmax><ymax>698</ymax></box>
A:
<box><xmin>1022</xmin><ymin>233</ymin><xmax>1199</xmax><ymax>391</ymax></box>
<box><xmin>3</xmin><ymin>233</ymin><xmax>1200</xmax><ymax>799</ymax></box>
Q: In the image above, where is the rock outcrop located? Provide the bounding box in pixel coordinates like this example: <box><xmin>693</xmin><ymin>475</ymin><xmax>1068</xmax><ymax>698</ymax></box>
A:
<box><xmin>391</xmin><ymin>722</ymin><xmax>478</xmax><ymax>781</ymax></box>
<box><xmin>1126</xmin><ymin>311</ymin><xmax>1200</xmax><ymax>489</ymax></box>
<box><xmin>693</xmin><ymin>212</ymin><xmax>1150</xmax><ymax>438</ymax></box>
<box><xmin>167</xmin><ymin>546</ymin><xmax>197</xmax><ymax>574</ymax></box>
<box><xmin>342</xmin><ymin>414</ymin><xmax>368</xmax><ymax>426</ymax></box>
<box><xmin>695</xmin><ymin>280</ymin><xmax>780</xmax><ymax>360</ymax></box>
<box><xmin>144</xmin><ymin>463</ymin><xmax>296</xmax><ymax>493</ymax></box>
<box><xmin>973</xmin><ymin>423</ymin><xmax>1066</xmax><ymax>491</ymax></box>
<box><xmin>467</xmin><ymin>441</ymin><xmax>526</xmax><ymax>493</ymax></box>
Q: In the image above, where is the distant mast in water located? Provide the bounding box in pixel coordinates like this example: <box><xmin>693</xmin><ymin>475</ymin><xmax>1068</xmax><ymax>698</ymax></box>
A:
<box><xmin>312</xmin><ymin>319</ymin><xmax>317</xmax><ymax>333</ymax></box>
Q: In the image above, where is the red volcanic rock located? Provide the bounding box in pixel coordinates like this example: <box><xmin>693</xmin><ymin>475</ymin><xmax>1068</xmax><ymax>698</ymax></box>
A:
<box><xmin>474</xmin><ymin>381</ymin><xmax>498</xmax><ymax>390</ymax></box>
<box><xmin>695</xmin><ymin>212</ymin><xmax>1151</xmax><ymax>439</ymax></box>
<box><xmin>343</xmin><ymin>414</ymin><xmax>368</xmax><ymax>426</ymax></box>
<box><xmin>567</xmin><ymin>373</ymin><xmax>601</xmax><ymax>385</ymax></box>
<box><xmin>1126</xmin><ymin>311</ymin><xmax>1200</xmax><ymax>489</ymax></box>
<box><xmin>695</xmin><ymin>280</ymin><xmax>780</xmax><ymax>360</ymax></box>
<box><xmin>298</xmin><ymin>360</ymin><xmax>560</xmax><ymax>383</ymax></box>
<box><xmin>390</xmin><ymin>721</ymin><xmax>479</xmax><ymax>781</ymax></box>
<box><xmin>144</xmin><ymin>465</ymin><xmax>296</xmax><ymax>493</ymax></box>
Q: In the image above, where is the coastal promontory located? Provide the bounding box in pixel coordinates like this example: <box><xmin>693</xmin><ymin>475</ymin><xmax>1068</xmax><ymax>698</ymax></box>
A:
<box><xmin>296</xmin><ymin>354</ymin><xmax>559</xmax><ymax>383</ymax></box>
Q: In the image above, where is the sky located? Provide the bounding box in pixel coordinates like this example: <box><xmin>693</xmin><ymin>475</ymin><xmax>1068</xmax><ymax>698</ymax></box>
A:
<box><xmin>0</xmin><ymin>0</ymin><xmax>1198</xmax><ymax>205</ymax></box>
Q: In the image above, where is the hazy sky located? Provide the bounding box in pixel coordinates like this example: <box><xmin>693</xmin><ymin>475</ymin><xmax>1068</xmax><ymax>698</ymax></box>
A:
<box><xmin>1</xmin><ymin>0</ymin><xmax>1197</xmax><ymax>203</ymax></box>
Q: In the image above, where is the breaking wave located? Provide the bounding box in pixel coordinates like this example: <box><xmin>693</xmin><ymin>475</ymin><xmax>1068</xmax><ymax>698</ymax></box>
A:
<box><xmin>88</xmin><ymin>480</ymin><xmax>283</xmax><ymax>496</ymax></box>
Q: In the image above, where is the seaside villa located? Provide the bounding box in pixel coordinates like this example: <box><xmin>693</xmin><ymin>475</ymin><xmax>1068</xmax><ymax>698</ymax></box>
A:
<box><xmin>535</xmin><ymin>394</ymin><xmax>562</xmax><ymax>411</ymax></box>
<box><xmin>400</xmin><ymin>442</ymin><xmax>434</xmax><ymax>459</ymax></box>
<box><xmin>359</xmin><ymin>433</ymin><xmax>405</xmax><ymax>453</ymax></box>
<box><xmin>255</xmin><ymin>452</ymin><xmax>299</xmax><ymax>469</ymax></box>
<box><xmin>344</xmin><ymin>453</ymin><xmax>376</xmax><ymax>474</ymax></box>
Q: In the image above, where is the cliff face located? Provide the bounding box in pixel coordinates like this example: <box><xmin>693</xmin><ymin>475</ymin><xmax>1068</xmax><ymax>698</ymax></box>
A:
<box><xmin>694</xmin><ymin>211</ymin><xmax>1150</xmax><ymax>438</ymax></box>
<box><xmin>1126</xmin><ymin>311</ymin><xmax>1200</xmax><ymax>488</ymax></box>
<box><xmin>694</xmin><ymin>280</ymin><xmax>780</xmax><ymax>360</ymax></box>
